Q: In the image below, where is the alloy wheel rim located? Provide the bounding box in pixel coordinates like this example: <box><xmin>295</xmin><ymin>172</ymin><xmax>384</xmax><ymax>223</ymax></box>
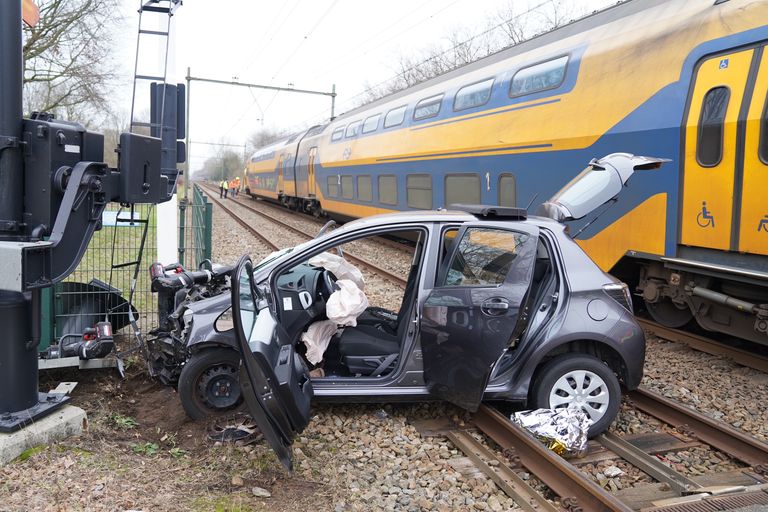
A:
<box><xmin>548</xmin><ymin>369</ymin><xmax>610</xmax><ymax>423</ymax></box>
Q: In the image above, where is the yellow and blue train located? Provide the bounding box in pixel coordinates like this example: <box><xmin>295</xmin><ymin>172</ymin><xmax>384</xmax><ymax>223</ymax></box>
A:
<box><xmin>244</xmin><ymin>0</ymin><xmax>768</xmax><ymax>344</ymax></box>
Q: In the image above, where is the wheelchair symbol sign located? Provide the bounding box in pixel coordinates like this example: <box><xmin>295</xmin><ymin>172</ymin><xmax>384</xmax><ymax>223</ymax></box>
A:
<box><xmin>758</xmin><ymin>215</ymin><xmax>768</xmax><ymax>233</ymax></box>
<box><xmin>719</xmin><ymin>58</ymin><xmax>729</xmax><ymax>69</ymax></box>
<box><xmin>697</xmin><ymin>201</ymin><xmax>715</xmax><ymax>228</ymax></box>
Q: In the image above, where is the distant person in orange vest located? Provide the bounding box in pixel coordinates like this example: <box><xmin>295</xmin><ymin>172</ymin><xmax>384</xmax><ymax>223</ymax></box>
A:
<box><xmin>219</xmin><ymin>180</ymin><xmax>224</xmax><ymax>198</ymax></box>
<box><xmin>233</xmin><ymin>177</ymin><xmax>240</xmax><ymax>197</ymax></box>
<box><xmin>223</xmin><ymin>179</ymin><xmax>229</xmax><ymax>198</ymax></box>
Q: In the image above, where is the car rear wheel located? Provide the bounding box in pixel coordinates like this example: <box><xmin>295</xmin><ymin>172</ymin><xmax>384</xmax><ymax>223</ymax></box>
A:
<box><xmin>178</xmin><ymin>348</ymin><xmax>243</xmax><ymax>420</ymax></box>
<box><xmin>531</xmin><ymin>354</ymin><xmax>621</xmax><ymax>437</ymax></box>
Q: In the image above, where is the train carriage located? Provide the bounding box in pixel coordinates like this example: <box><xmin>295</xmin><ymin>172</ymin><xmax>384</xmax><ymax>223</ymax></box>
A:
<box><xmin>245</xmin><ymin>0</ymin><xmax>768</xmax><ymax>344</ymax></box>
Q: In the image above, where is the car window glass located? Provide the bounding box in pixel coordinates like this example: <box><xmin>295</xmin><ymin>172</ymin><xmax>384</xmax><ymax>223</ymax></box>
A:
<box><xmin>443</xmin><ymin>228</ymin><xmax>529</xmax><ymax>287</ymax></box>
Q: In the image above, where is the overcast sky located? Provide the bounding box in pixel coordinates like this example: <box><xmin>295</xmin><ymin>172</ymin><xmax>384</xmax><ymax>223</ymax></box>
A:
<box><xmin>113</xmin><ymin>0</ymin><xmax>617</xmax><ymax>174</ymax></box>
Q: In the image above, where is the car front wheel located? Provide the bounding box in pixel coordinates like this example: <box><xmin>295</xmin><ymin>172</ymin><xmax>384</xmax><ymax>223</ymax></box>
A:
<box><xmin>178</xmin><ymin>348</ymin><xmax>243</xmax><ymax>420</ymax></box>
<box><xmin>530</xmin><ymin>354</ymin><xmax>621</xmax><ymax>437</ymax></box>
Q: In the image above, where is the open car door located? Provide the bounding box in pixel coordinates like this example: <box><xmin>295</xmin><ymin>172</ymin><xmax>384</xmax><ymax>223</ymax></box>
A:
<box><xmin>421</xmin><ymin>223</ymin><xmax>539</xmax><ymax>411</ymax></box>
<box><xmin>231</xmin><ymin>255</ymin><xmax>313</xmax><ymax>471</ymax></box>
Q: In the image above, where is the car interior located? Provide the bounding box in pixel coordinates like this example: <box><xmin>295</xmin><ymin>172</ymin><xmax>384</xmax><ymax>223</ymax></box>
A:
<box><xmin>272</xmin><ymin>228</ymin><xmax>424</xmax><ymax>379</ymax></box>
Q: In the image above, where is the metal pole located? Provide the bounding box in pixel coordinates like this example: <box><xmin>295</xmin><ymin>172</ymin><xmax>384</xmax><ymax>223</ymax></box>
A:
<box><xmin>0</xmin><ymin>0</ymin><xmax>39</xmax><ymax>419</ymax></box>
<box><xmin>184</xmin><ymin>66</ymin><xmax>191</xmax><ymax>200</ymax></box>
<box><xmin>186</xmin><ymin>74</ymin><xmax>335</xmax><ymax>98</ymax></box>
<box><xmin>0</xmin><ymin>0</ymin><xmax>24</xmax><ymax>239</ymax></box>
<box><xmin>330</xmin><ymin>84</ymin><xmax>336</xmax><ymax>121</ymax></box>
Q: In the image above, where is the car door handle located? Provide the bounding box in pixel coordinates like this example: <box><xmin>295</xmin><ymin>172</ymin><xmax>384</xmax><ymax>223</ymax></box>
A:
<box><xmin>481</xmin><ymin>298</ymin><xmax>509</xmax><ymax>315</ymax></box>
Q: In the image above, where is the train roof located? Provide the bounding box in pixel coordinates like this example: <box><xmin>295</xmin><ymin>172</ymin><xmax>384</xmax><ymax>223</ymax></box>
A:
<box><xmin>338</xmin><ymin>0</ymin><xmax>665</xmax><ymax>119</ymax></box>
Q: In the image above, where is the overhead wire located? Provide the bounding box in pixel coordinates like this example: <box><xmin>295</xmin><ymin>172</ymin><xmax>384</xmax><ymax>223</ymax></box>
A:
<box><xmin>302</xmin><ymin>0</ymin><xmax>454</xmax><ymax>83</ymax></box>
<box><xmin>336</xmin><ymin>0</ymin><xmax>553</xmax><ymax>112</ymax></box>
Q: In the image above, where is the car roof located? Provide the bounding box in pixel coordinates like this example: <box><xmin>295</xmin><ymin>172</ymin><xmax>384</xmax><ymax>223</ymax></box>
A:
<box><xmin>337</xmin><ymin>208</ymin><xmax>563</xmax><ymax>232</ymax></box>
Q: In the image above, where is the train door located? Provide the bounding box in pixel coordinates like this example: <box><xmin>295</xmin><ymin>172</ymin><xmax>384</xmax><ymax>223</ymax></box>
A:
<box><xmin>282</xmin><ymin>151</ymin><xmax>297</xmax><ymax>197</ymax></box>
<box><xmin>680</xmin><ymin>47</ymin><xmax>761</xmax><ymax>252</ymax></box>
<box><xmin>307</xmin><ymin>147</ymin><xmax>318</xmax><ymax>197</ymax></box>
<box><xmin>738</xmin><ymin>47</ymin><xmax>768</xmax><ymax>256</ymax></box>
<box><xmin>276</xmin><ymin>154</ymin><xmax>285</xmax><ymax>195</ymax></box>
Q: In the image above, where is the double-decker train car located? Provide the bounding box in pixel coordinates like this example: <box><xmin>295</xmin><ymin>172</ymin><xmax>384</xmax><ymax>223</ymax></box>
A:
<box><xmin>244</xmin><ymin>0</ymin><xmax>768</xmax><ymax>345</ymax></box>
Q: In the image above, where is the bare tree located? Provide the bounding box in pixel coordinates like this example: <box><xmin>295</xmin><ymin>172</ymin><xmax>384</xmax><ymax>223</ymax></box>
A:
<box><xmin>22</xmin><ymin>0</ymin><xmax>121</xmax><ymax>121</ymax></box>
<box><xmin>354</xmin><ymin>0</ymin><xmax>600</xmax><ymax>106</ymax></box>
<box><xmin>246</xmin><ymin>128</ymin><xmax>288</xmax><ymax>154</ymax></box>
<box><xmin>197</xmin><ymin>148</ymin><xmax>245</xmax><ymax>182</ymax></box>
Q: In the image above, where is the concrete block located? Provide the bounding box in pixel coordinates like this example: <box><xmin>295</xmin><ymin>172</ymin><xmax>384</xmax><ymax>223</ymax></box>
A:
<box><xmin>0</xmin><ymin>405</ymin><xmax>87</xmax><ymax>465</ymax></box>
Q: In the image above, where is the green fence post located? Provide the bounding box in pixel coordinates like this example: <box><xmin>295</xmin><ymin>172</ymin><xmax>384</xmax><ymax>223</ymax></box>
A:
<box><xmin>204</xmin><ymin>197</ymin><xmax>213</xmax><ymax>262</ymax></box>
<box><xmin>178</xmin><ymin>198</ymin><xmax>187</xmax><ymax>266</ymax></box>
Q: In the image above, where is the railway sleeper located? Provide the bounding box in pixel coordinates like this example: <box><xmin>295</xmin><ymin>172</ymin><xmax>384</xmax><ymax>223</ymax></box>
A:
<box><xmin>638</xmin><ymin>262</ymin><xmax>768</xmax><ymax>345</ymax></box>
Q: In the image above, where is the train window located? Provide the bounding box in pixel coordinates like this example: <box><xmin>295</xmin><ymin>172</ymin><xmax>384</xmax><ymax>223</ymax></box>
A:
<box><xmin>306</xmin><ymin>124</ymin><xmax>326</xmax><ymax>137</ymax></box>
<box><xmin>697</xmin><ymin>86</ymin><xmax>730</xmax><ymax>167</ymax></box>
<box><xmin>407</xmin><ymin>174</ymin><xmax>432</xmax><ymax>209</ymax></box>
<box><xmin>345</xmin><ymin>121</ymin><xmax>362</xmax><ymax>138</ymax></box>
<box><xmin>341</xmin><ymin>175</ymin><xmax>354</xmax><ymax>199</ymax></box>
<box><xmin>379</xmin><ymin>175</ymin><xmax>398</xmax><ymax>205</ymax></box>
<box><xmin>509</xmin><ymin>55</ymin><xmax>568</xmax><ymax>98</ymax></box>
<box><xmin>759</xmin><ymin>92</ymin><xmax>768</xmax><ymax>164</ymax></box>
<box><xmin>445</xmin><ymin>174</ymin><xmax>480</xmax><ymax>206</ymax></box>
<box><xmin>358</xmin><ymin>175</ymin><xmax>373</xmax><ymax>201</ymax></box>
<box><xmin>362</xmin><ymin>114</ymin><xmax>380</xmax><ymax>134</ymax></box>
<box><xmin>414</xmin><ymin>94</ymin><xmax>444</xmax><ymax>121</ymax></box>
<box><xmin>454</xmin><ymin>78</ymin><xmax>494</xmax><ymax>111</ymax></box>
<box><xmin>384</xmin><ymin>105</ymin><xmax>407</xmax><ymax>128</ymax></box>
<box><xmin>327</xmin><ymin>176</ymin><xmax>339</xmax><ymax>197</ymax></box>
<box><xmin>498</xmin><ymin>174</ymin><xmax>516</xmax><ymax>207</ymax></box>
<box><xmin>331</xmin><ymin>128</ymin><xmax>344</xmax><ymax>142</ymax></box>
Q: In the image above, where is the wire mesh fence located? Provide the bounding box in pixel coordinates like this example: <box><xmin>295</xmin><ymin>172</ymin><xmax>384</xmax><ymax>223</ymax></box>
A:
<box><xmin>42</xmin><ymin>186</ymin><xmax>212</xmax><ymax>355</ymax></box>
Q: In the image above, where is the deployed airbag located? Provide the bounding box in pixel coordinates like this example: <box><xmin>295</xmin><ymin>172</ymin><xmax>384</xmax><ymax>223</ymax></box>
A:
<box><xmin>326</xmin><ymin>279</ymin><xmax>369</xmax><ymax>327</ymax></box>
<box><xmin>308</xmin><ymin>252</ymin><xmax>365</xmax><ymax>290</ymax></box>
<box><xmin>300</xmin><ymin>319</ymin><xmax>339</xmax><ymax>365</ymax></box>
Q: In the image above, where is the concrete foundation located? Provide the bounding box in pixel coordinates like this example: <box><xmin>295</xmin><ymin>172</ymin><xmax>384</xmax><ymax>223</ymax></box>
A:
<box><xmin>0</xmin><ymin>405</ymin><xmax>87</xmax><ymax>465</ymax></box>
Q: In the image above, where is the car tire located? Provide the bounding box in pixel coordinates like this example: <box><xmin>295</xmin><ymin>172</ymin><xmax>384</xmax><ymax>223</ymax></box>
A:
<box><xmin>178</xmin><ymin>348</ymin><xmax>243</xmax><ymax>421</ymax></box>
<box><xmin>530</xmin><ymin>354</ymin><xmax>621</xmax><ymax>437</ymax></box>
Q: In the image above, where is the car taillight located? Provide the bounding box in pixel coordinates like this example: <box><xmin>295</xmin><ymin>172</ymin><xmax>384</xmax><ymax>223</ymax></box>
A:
<box><xmin>603</xmin><ymin>282</ymin><xmax>633</xmax><ymax>313</ymax></box>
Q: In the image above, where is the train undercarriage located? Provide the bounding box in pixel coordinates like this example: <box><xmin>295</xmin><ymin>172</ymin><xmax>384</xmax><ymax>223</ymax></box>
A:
<box><xmin>636</xmin><ymin>260</ymin><xmax>768</xmax><ymax>346</ymax></box>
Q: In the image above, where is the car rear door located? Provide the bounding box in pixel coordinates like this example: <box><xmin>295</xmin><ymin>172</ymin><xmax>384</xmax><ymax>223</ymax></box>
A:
<box><xmin>421</xmin><ymin>223</ymin><xmax>538</xmax><ymax>411</ymax></box>
<box><xmin>231</xmin><ymin>255</ymin><xmax>313</xmax><ymax>472</ymax></box>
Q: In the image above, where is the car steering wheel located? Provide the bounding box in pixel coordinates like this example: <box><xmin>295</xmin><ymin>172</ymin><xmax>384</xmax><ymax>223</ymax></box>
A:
<box><xmin>321</xmin><ymin>270</ymin><xmax>338</xmax><ymax>298</ymax></box>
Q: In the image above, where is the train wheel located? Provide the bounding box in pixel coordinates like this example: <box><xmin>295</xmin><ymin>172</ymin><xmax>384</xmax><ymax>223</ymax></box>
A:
<box><xmin>645</xmin><ymin>297</ymin><xmax>693</xmax><ymax>328</ymax></box>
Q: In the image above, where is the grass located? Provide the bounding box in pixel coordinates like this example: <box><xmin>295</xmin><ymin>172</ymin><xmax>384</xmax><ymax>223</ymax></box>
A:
<box><xmin>110</xmin><ymin>413</ymin><xmax>139</xmax><ymax>430</ymax></box>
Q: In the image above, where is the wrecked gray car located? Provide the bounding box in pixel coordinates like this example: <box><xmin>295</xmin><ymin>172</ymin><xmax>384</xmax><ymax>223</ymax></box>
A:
<box><xmin>158</xmin><ymin>154</ymin><xmax>664</xmax><ymax>470</ymax></box>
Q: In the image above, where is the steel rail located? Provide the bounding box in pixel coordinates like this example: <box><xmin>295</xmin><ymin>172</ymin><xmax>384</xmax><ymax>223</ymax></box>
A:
<box><xmin>205</xmin><ymin>192</ymin><xmax>279</xmax><ymax>251</ymax></box>
<box><xmin>627</xmin><ymin>386</ymin><xmax>768</xmax><ymax>467</ymax></box>
<box><xmin>239</xmin><ymin>195</ymin><xmax>413</xmax><ymax>253</ymax></box>
<box><xmin>597</xmin><ymin>432</ymin><xmax>701</xmax><ymax>495</ymax></box>
<box><xmin>637</xmin><ymin>318</ymin><xmax>768</xmax><ymax>373</ymax></box>
<box><xmin>203</xmin><ymin>186</ymin><xmax>407</xmax><ymax>287</ymax></box>
<box><xmin>445</xmin><ymin>430</ymin><xmax>560</xmax><ymax>512</ymax></box>
<box><xmin>473</xmin><ymin>405</ymin><xmax>633</xmax><ymax>512</ymax></box>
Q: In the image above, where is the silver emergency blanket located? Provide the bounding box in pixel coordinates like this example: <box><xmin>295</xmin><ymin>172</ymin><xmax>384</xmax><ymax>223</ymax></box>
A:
<box><xmin>300</xmin><ymin>319</ymin><xmax>339</xmax><ymax>365</ymax></box>
<box><xmin>512</xmin><ymin>406</ymin><xmax>591</xmax><ymax>457</ymax></box>
<box><xmin>308</xmin><ymin>252</ymin><xmax>365</xmax><ymax>290</ymax></box>
<box><xmin>326</xmin><ymin>279</ymin><xmax>369</xmax><ymax>327</ymax></box>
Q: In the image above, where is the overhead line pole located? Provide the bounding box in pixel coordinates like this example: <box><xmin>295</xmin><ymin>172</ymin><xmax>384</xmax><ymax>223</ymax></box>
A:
<box><xmin>184</xmin><ymin>68</ymin><xmax>337</xmax><ymax>188</ymax></box>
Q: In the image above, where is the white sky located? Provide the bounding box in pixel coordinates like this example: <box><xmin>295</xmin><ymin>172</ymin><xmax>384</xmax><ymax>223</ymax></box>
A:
<box><xmin>111</xmin><ymin>0</ymin><xmax>617</xmax><ymax>174</ymax></box>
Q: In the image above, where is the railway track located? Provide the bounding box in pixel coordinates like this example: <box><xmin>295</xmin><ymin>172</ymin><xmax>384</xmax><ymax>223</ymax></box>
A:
<box><xmin>434</xmin><ymin>386</ymin><xmax>768</xmax><ymax>511</ymax></box>
<box><xmin>202</xmin><ymin>186</ymin><xmax>407</xmax><ymax>287</ymax></box>
<box><xmin>638</xmin><ymin>318</ymin><xmax>768</xmax><ymax>373</ymax></box>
